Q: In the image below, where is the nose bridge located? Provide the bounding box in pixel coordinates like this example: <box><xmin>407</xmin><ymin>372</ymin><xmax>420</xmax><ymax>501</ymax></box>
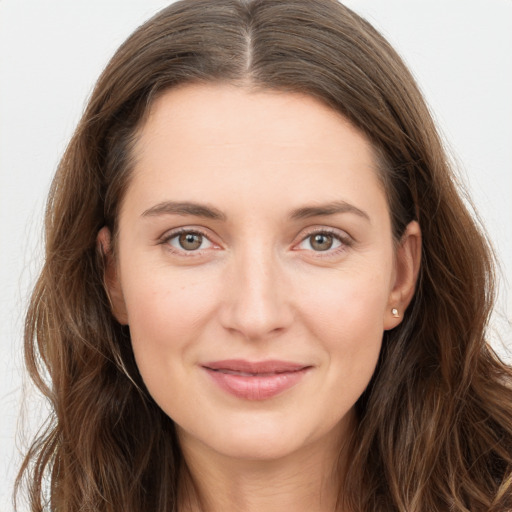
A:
<box><xmin>221</xmin><ymin>240</ymin><xmax>292</xmax><ymax>340</ymax></box>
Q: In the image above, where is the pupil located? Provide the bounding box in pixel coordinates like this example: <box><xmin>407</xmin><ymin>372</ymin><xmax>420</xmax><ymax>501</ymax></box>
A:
<box><xmin>179</xmin><ymin>233</ymin><xmax>202</xmax><ymax>250</ymax></box>
<box><xmin>311</xmin><ymin>233</ymin><xmax>333</xmax><ymax>251</ymax></box>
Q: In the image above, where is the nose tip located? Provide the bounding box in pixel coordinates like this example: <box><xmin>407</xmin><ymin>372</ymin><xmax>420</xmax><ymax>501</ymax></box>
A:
<box><xmin>219</xmin><ymin>254</ymin><xmax>293</xmax><ymax>341</ymax></box>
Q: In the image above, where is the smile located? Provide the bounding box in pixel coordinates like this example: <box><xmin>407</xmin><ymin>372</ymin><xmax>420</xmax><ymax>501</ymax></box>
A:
<box><xmin>202</xmin><ymin>359</ymin><xmax>312</xmax><ymax>400</ymax></box>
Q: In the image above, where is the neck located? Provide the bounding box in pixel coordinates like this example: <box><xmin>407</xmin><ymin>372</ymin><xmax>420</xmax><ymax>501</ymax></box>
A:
<box><xmin>177</xmin><ymin>415</ymin><xmax>355</xmax><ymax>512</ymax></box>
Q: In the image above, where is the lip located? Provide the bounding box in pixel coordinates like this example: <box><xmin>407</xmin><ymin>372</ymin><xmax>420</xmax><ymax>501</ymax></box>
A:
<box><xmin>201</xmin><ymin>359</ymin><xmax>312</xmax><ymax>400</ymax></box>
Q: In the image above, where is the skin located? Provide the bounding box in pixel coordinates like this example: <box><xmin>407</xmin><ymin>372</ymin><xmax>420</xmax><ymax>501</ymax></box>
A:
<box><xmin>99</xmin><ymin>83</ymin><xmax>421</xmax><ymax>512</ymax></box>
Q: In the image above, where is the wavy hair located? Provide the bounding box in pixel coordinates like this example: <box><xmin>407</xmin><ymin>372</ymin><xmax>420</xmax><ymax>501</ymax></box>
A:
<box><xmin>16</xmin><ymin>1</ymin><xmax>512</xmax><ymax>510</ymax></box>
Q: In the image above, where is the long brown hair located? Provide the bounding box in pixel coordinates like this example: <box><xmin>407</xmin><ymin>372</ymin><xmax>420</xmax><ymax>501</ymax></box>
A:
<box><xmin>16</xmin><ymin>1</ymin><xmax>512</xmax><ymax>510</ymax></box>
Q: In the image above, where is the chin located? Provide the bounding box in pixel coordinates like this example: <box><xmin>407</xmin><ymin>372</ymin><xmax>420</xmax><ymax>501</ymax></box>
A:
<box><xmin>208</xmin><ymin>431</ymin><xmax>309</xmax><ymax>462</ymax></box>
<box><xmin>177</xmin><ymin>408</ymin><xmax>345</xmax><ymax>463</ymax></box>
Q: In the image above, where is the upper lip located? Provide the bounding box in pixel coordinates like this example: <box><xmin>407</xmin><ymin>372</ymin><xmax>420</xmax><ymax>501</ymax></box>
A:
<box><xmin>202</xmin><ymin>359</ymin><xmax>310</xmax><ymax>375</ymax></box>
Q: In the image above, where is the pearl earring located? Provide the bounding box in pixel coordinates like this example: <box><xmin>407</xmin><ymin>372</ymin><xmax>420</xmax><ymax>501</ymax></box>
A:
<box><xmin>392</xmin><ymin>308</ymin><xmax>399</xmax><ymax>318</ymax></box>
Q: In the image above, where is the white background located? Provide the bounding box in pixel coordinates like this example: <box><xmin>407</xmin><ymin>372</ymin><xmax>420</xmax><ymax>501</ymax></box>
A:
<box><xmin>1</xmin><ymin>1</ymin><xmax>511</xmax><ymax>509</ymax></box>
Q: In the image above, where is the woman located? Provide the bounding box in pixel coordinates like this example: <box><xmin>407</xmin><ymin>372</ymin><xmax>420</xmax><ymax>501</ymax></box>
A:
<box><xmin>16</xmin><ymin>0</ymin><xmax>512</xmax><ymax>511</ymax></box>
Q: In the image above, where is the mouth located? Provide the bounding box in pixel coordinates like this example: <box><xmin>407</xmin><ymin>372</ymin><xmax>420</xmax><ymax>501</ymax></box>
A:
<box><xmin>201</xmin><ymin>359</ymin><xmax>312</xmax><ymax>400</ymax></box>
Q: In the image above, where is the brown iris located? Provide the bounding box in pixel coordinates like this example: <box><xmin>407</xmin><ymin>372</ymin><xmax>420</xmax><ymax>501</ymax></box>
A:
<box><xmin>310</xmin><ymin>233</ymin><xmax>334</xmax><ymax>251</ymax></box>
<box><xmin>178</xmin><ymin>232</ymin><xmax>203</xmax><ymax>250</ymax></box>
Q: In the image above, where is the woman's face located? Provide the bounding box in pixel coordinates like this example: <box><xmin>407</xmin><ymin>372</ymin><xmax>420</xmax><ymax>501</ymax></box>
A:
<box><xmin>103</xmin><ymin>84</ymin><xmax>420</xmax><ymax>461</ymax></box>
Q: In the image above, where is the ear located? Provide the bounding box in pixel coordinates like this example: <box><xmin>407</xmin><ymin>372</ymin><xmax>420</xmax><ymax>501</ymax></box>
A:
<box><xmin>97</xmin><ymin>226</ymin><xmax>129</xmax><ymax>325</ymax></box>
<box><xmin>384</xmin><ymin>220</ymin><xmax>422</xmax><ymax>330</ymax></box>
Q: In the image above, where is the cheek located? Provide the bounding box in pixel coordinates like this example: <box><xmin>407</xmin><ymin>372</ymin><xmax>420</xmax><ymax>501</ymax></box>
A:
<box><xmin>122</xmin><ymin>268</ymin><xmax>219</xmax><ymax>372</ymax></box>
<box><xmin>295</xmin><ymin>266</ymin><xmax>391</xmax><ymax>390</ymax></box>
<box><xmin>297</xmin><ymin>265</ymin><xmax>392</xmax><ymax>340</ymax></box>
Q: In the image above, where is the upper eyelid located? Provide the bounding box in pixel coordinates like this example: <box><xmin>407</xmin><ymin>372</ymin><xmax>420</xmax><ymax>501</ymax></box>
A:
<box><xmin>296</xmin><ymin>226</ymin><xmax>352</xmax><ymax>243</ymax></box>
<box><xmin>160</xmin><ymin>227</ymin><xmax>217</xmax><ymax>247</ymax></box>
<box><xmin>299</xmin><ymin>226</ymin><xmax>348</xmax><ymax>237</ymax></box>
<box><xmin>161</xmin><ymin>226</ymin><xmax>214</xmax><ymax>241</ymax></box>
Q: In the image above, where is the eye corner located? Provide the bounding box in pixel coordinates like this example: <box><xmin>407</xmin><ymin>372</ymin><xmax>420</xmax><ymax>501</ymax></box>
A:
<box><xmin>291</xmin><ymin>226</ymin><xmax>354</xmax><ymax>258</ymax></box>
<box><xmin>159</xmin><ymin>226</ymin><xmax>223</xmax><ymax>257</ymax></box>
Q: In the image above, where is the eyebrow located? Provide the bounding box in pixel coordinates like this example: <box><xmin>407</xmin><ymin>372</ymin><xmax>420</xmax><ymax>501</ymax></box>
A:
<box><xmin>289</xmin><ymin>200</ymin><xmax>370</xmax><ymax>222</ymax></box>
<box><xmin>142</xmin><ymin>201</ymin><xmax>227</xmax><ymax>221</ymax></box>
<box><xmin>141</xmin><ymin>199</ymin><xmax>370</xmax><ymax>223</ymax></box>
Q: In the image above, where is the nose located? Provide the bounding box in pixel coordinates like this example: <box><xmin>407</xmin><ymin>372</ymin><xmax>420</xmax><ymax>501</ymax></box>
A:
<box><xmin>219</xmin><ymin>245</ymin><xmax>294</xmax><ymax>341</ymax></box>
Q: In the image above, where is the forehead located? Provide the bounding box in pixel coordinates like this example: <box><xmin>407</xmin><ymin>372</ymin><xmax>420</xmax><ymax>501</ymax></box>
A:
<box><xmin>136</xmin><ymin>83</ymin><xmax>374</xmax><ymax>161</ymax></box>
<box><xmin>124</xmin><ymin>83</ymin><xmax>387</xmax><ymax>221</ymax></box>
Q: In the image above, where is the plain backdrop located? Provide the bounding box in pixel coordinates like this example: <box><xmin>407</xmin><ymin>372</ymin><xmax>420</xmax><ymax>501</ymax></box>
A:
<box><xmin>1</xmin><ymin>1</ymin><xmax>511</xmax><ymax>509</ymax></box>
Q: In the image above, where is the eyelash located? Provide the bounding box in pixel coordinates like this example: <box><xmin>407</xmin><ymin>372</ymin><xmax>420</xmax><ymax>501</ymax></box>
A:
<box><xmin>296</xmin><ymin>227</ymin><xmax>353</xmax><ymax>258</ymax></box>
<box><xmin>160</xmin><ymin>228</ymin><xmax>215</xmax><ymax>257</ymax></box>
<box><xmin>159</xmin><ymin>227</ymin><xmax>352</xmax><ymax>258</ymax></box>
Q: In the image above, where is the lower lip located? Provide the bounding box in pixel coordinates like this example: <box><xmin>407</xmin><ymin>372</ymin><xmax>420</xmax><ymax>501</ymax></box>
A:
<box><xmin>203</xmin><ymin>367</ymin><xmax>310</xmax><ymax>400</ymax></box>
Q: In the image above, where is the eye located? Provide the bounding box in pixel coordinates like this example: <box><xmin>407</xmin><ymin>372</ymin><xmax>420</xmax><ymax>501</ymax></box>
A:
<box><xmin>166</xmin><ymin>230</ymin><xmax>213</xmax><ymax>252</ymax></box>
<box><xmin>296</xmin><ymin>231</ymin><xmax>345</xmax><ymax>252</ymax></box>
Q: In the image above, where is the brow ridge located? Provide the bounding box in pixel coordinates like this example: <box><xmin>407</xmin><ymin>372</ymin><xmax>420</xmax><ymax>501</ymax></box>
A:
<box><xmin>289</xmin><ymin>200</ymin><xmax>370</xmax><ymax>222</ymax></box>
<box><xmin>141</xmin><ymin>199</ymin><xmax>370</xmax><ymax>223</ymax></box>
<box><xmin>141</xmin><ymin>201</ymin><xmax>227</xmax><ymax>221</ymax></box>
